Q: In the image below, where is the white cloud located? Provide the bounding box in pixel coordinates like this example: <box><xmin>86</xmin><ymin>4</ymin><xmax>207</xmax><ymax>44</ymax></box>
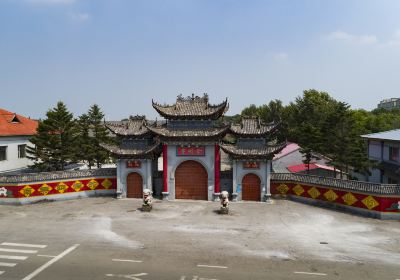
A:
<box><xmin>383</xmin><ymin>29</ymin><xmax>400</xmax><ymax>47</ymax></box>
<box><xmin>70</xmin><ymin>12</ymin><xmax>91</xmax><ymax>23</ymax></box>
<box><xmin>26</xmin><ymin>0</ymin><xmax>75</xmax><ymax>4</ymax></box>
<box><xmin>272</xmin><ymin>52</ymin><xmax>289</xmax><ymax>61</ymax></box>
<box><xmin>324</xmin><ymin>30</ymin><xmax>378</xmax><ymax>45</ymax></box>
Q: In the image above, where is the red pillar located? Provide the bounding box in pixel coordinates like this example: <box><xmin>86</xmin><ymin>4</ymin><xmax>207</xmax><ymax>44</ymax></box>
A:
<box><xmin>214</xmin><ymin>144</ymin><xmax>221</xmax><ymax>194</ymax></box>
<box><xmin>163</xmin><ymin>144</ymin><xmax>168</xmax><ymax>193</ymax></box>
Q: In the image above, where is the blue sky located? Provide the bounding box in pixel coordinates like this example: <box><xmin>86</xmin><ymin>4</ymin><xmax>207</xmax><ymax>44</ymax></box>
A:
<box><xmin>1</xmin><ymin>0</ymin><xmax>400</xmax><ymax>120</ymax></box>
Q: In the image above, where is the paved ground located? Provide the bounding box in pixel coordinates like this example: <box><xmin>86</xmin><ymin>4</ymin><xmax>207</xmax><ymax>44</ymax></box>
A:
<box><xmin>0</xmin><ymin>197</ymin><xmax>399</xmax><ymax>280</ymax></box>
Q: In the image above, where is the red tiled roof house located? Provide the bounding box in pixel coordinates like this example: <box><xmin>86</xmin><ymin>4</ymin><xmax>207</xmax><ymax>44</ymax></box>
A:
<box><xmin>0</xmin><ymin>109</ymin><xmax>38</xmax><ymax>173</ymax></box>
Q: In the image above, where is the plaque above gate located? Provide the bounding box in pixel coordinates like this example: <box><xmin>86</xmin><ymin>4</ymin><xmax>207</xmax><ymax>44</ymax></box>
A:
<box><xmin>177</xmin><ymin>146</ymin><xmax>205</xmax><ymax>156</ymax></box>
<box><xmin>243</xmin><ymin>161</ymin><xmax>260</xmax><ymax>169</ymax></box>
<box><xmin>126</xmin><ymin>160</ymin><xmax>141</xmax><ymax>168</ymax></box>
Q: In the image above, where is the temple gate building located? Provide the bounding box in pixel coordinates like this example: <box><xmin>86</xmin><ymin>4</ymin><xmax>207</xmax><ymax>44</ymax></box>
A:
<box><xmin>101</xmin><ymin>116</ymin><xmax>160</xmax><ymax>198</ymax></box>
<box><xmin>102</xmin><ymin>94</ymin><xmax>285</xmax><ymax>201</ymax></box>
<box><xmin>220</xmin><ymin>117</ymin><xmax>285</xmax><ymax>201</ymax></box>
<box><xmin>150</xmin><ymin>94</ymin><xmax>229</xmax><ymax>201</ymax></box>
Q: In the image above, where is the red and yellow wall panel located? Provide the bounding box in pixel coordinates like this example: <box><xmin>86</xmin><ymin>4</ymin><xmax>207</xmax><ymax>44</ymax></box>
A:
<box><xmin>0</xmin><ymin>177</ymin><xmax>117</xmax><ymax>199</ymax></box>
<box><xmin>271</xmin><ymin>182</ymin><xmax>400</xmax><ymax>213</ymax></box>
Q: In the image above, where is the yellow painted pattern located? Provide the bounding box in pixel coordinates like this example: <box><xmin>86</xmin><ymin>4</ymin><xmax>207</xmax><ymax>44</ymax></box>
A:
<box><xmin>293</xmin><ymin>184</ymin><xmax>305</xmax><ymax>196</ymax></box>
<box><xmin>342</xmin><ymin>192</ymin><xmax>357</xmax><ymax>206</ymax></box>
<box><xmin>362</xmin><ymin>195</ymin><xmax>379</xmax><ymax>210</ymax></box>
<box><xmin>72</xmin><ymin>181</ymin><xmax>84</xmax><ymax>192</ymax></box>
<box><xmin>38</xmin><ymin>184</ymin><xmax>52</xmax><ymax>196</ymax></box>
<box><xmin>101</xmin><ymin>178</ymin><xmax>113</xmax><ymax>189</ymax></box>
<box><xmin>307</xmin><ymin>187</ymin><xmax>321</xmax><ymax>199</ymax></box>
<box><xmin>55</xmin><ymin>182</ymin><xmax>69</xmax><ymax>193</ymax></box>
<box><xmin>324</xmin><ymin>189</ymin><xmax>338</xmax><ymax>202</ymax></box>
<box><xmin>20</xmin><ymin>185</ymin><xmax>35</xmax><ymax>197</ymax></box>
<box><xmin>87</xmin><ymin>179</ymin><xmax>99</xmax><ymax>190</ymax></box>
<box><xmin>277</xmin><ymin>184</ymin><xmax>289</xmax><ymax>195</ymax></box>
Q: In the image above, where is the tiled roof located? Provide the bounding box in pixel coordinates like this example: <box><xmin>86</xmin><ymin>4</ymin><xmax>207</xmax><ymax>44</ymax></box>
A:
<box><xmin>100</xmin><ymin>142</ymin><xmax>160</xmax><ymax>158</ymax></box>
<box><xmin>230</xmin><ymin>117</ymin><xmax>279</xmax><ymax>136</ymax></box>
<box><xmin>147</xmin><ymin>124</ymin><xmax>229</xmax><ymax>139</ymax></box>
<box><xmin>0</xmin><ymin>108</ymin><xmax>38</xmax><ymax>136</ymax></box>
<box><xmin>105</xmin><ymin>116</ymin><xmax>154</xmax><ymax>136</ymax></box>
<box><xmin>152</xmin><ymin>94</ymin><xmax>228</xmax><ymax>120</ymax></box>
<box><xmin>220</xmin><ymin>142</ymin><xmax>286</xmax><ymax>159</ymax></box>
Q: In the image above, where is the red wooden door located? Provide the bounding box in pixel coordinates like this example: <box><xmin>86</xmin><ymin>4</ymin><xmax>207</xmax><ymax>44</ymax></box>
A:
<box><xmin>242</xmin><ymin>173</ymin><xmax>261</xmax><ymax>201</ymax></box>
<box><xmin>126</xmin><ymin>172</ymin><xmax>143</xmax><ymax>198</ymax></box>
<box><xmin>175</xmin><ymin>160</ymin><xmax>208</xmax><ymax>200</ymax></box>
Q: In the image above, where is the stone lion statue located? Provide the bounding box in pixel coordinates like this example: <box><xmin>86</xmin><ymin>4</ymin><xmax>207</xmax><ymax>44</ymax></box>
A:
<box><xmin>143</xmin><ymin>189</ymin><xmax>153</xmax><ymax>206</ymax></box>
<box><xmin>220</xmin><ymin>191</ymin><xmax>229</xmax><ymax>214</ymax></box>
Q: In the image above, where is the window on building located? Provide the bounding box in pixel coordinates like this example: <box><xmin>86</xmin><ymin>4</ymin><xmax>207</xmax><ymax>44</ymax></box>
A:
<box><xmin>11</xmin><ymin>114</ymin><xmax>20</xmax><ymax>123</ymax></box>
<box><xmin>389</xmin><ymin>146</ymin><xmax>399</xmax><ymax>161</ymax></box>
<box><xmin>18</xmin><ymin>144</ymin><xmax>27</xmax><ymax>158</ymax></box>
<box><xmin>388</xmin><ymin>177</ymin><xmax>398</xmax><ymax>184</ymax></box>
<box><xmin>0</xmin><ymin>146</ymin><xmax>7</xmax><ymax>161</ymax></box>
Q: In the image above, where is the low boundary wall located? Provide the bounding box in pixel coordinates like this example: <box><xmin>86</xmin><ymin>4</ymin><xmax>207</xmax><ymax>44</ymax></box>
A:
<box><xmin>271</xmin><ymin>173</ymin><xmax>400</xmax><ymax>220</ymax></box>
<box><xmin>1</xmin><ymin>169</ymin><xmax>399</xmax><ymax>219</ymax></box>
<box><xmin>0</xmin><ymin>168</ymin><xmax>117</xmax><ymax>205</ymax></box>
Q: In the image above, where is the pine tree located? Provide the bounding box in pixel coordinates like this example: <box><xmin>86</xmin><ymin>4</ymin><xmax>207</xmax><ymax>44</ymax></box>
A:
<box><xmin>27</xmin><ymin>102</ymin><xmax>76</xmax><ymax>171</ymax></box>
<box><xmin>73</xmin><ymin>114</ymin><xmax>96</xmax><ymax>169</ymax></box>
<box><xmin>87</xmin><ymin>104</ymin><xmax>110</xmax><ymax>168</ymax></box>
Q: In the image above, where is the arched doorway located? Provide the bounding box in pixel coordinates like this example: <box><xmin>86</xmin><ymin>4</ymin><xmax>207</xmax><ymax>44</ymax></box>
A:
<box><xmin>126</xmin><ymin>172</ymin><xmax>143</xmax><ymax>198</ymax></box>
<box><xmin>175</xmin><ymin>160</ymin><xmax>208</xmax><ymax>200</ymax></box>
<box><xmin>242</xmin><ymin>173</ymin><xmax>261</xmax><ymax>201</ymax></box>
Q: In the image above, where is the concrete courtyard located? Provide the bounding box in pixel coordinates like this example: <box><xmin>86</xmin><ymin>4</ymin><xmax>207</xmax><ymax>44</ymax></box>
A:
<box><xmin>0</xmin><ymin>197</ymin><xmax>399</xmax><ymax>280</ymax></box>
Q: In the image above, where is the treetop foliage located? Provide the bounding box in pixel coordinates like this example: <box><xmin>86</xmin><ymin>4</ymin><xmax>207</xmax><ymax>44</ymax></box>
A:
<box><xmin>27</xmin><ymin>102</ymin><xmax>111</xmax><ymax>171</ymax></box>
<box><xmin>238</xmin><ymin>89</ymin><xmax>391</xmax><ymax>175</ymax></box>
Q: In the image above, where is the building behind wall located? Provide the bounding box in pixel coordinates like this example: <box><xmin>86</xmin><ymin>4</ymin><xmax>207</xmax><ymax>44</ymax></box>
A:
<box><xmin>272</xmin><ymin>142</ymin><xmax>343</xmax><ymax>178</ymax></box>
<box><xmin>362</xmin><ymin>129</ymin><xmax>400</xmax><ymax>184</ymax></box>
<box><xmin>0</xmin><ymin>109</ymin><xmax>38</xmax><ymax>174</ymax></box>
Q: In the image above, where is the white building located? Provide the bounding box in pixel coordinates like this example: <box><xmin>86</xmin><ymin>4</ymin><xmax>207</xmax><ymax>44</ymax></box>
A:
<box><xmin>0</xmin><ymin>109</ymin><xmax>38</xmax><ymax>174</ymax></box>
<box><xmin>362</xmin><ymin>129</ymin><xmax>400</xmax><ymax>184</ymax></box>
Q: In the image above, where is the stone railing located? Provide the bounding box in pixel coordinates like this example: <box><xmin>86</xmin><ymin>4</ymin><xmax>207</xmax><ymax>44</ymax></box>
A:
<box><xmin>0</xmin><ymin>168</ymin><xmax>117</xmax><ymax>184</ymax></box>
<box><xmin>271</xmin><ymin>173</ymin><xmax>400</xmax><ymax>195</ymax></box>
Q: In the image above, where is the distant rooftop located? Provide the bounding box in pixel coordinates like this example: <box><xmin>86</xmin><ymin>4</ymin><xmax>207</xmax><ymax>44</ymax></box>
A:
<box><xmin>361</xmin><ymin>129</ymin><xmax>400</xmax><ymax>141</ymax></box>
<box><xmin>273</xmin><ymin>142</ymin><xmax>300</xmax><ymax>160</ymax></box>
<box><xmin>379</xmin><ymin>98</ymin><xmax>400</xmax><ymax>104</ymax></box>
<box><xmin>377</xmin><ymin>98</ymin><xmax>400</xmax><ymax>110</ymax></box>
<box><xmin>287</xmin><ymin>163</ymin><xmax>335</xmax><ymax>173</ymax></box>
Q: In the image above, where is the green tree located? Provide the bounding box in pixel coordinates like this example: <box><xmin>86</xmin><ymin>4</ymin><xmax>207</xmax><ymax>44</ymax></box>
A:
<box><xmin>73</xmin><ymin>113</ymin><xmax>96</xmax><ymax>169</ymax></box>
<box><xmin>288</xmin><ymin>90</ymin><xmax>335</xmax><ymax>169</ymax></box>
<box><xmin>27</xmin><ymin>102</ymin><xmax>76</xmax><ymax>171</ymax></box>
<box><xmin>87</xmin><ymin>104</ymin><xmax>110</xmax><ymax>168</ymax></box>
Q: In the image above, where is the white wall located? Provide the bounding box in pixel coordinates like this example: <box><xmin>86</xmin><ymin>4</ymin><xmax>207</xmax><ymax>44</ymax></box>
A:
<box><xmin>0</xmin><ymin>136</ymin><xmax>34</xmax><ymax>173</ymax></box>
<box><xmin>368</xmin><ymin>140</ymin><xmax>382</xmax><ymax>160</ymax></box>
<box><xmin>367</xmin><ymin>140</ymin><xmax>400</xmax><ymax>183</ymax></box>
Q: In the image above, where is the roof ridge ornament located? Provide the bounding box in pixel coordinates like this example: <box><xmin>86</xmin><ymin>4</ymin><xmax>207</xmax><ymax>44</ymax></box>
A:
<box><xmin>129</xmin><ymin>115</ymin><xmax>146</xmax><ymax>120</ymax></box>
